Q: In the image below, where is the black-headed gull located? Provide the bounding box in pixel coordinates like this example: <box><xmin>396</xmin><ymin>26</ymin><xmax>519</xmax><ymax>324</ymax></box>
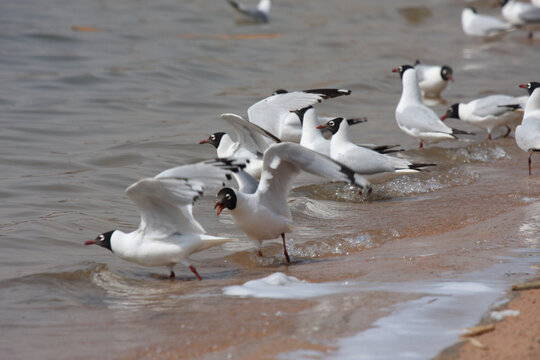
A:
<box><xmin>393</xmin><ymin>65</ymin><xmax>473</xmax><ymax>148</ymax></box>
<box><xmin>213</xmin><ymin>142</ymin><xmax>370</xmax><ymax>263</ymax></box>
<box><xmin>85</xmin><ymin>159</ymin><xmax>245</xmax><ymax>280</ymax></box>
<box><xmin>317</xmin><ymin>118</ymin><xmax>434</xmax><ymax>183</ymax></box>
<box><xmin>248</xmin><ymin>88</ymin><xmax>351</xmax><ymax>142</ymax></box>
<box><xmin>496</xmin><ymin>0</ymin><xmax>540</xmax><ymax>26</ymax></box>
<box><xmin>295</xmin><ymin>106</ymin><xmax>400</xmax><ymax>156</ymax></box>
<box><xmin>414</xmin><ymin>60</ymin><xmax>454</xmax><ymax>98</ymax></box>
<box><xmin>515</xmin><ymin>82</ymin><xmax>540</xmax><ymax>175</ymax></box>
<box><xmin>200</xmin><ymin>113</ymin><xmax>280</xmax><ymax>179</ymax></box>
<box><xmin>441</xmin><ymin>95</ymin><xmax>527</xmax><ymax>139</ymax></box>
<box><xmin>461</xmin><ymin>7</ymin><xmax>514</xmax><ymax>38</ymax></box>
<box><xmin>226</xmin><ymin>0</ymin><xmax>271</xmax><ymax>23</ymax></box>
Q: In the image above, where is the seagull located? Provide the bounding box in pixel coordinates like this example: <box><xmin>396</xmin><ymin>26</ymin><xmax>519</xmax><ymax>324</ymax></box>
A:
<box><xmin>393</xmin><ymin>65</ymin><xmax>473</xmax><ymax>148</ymax></box>
<box><xmin>213</xmin><ymin>142</ymin><xmax>370</xmax><ymax>263</ymax></box>
<box><xmin>248</xmin><ymin>88</ymin><xmax>351</xmax><ymax>143</ymax></box>
<box><xmin>441</xmin><ymin>94</ymin><xmax>527</xmax><ymax>139</ymax></box>
<box><xmin>317</xmin><ymin>118</ymin><xmax>434</xmax><ymax>184</ymax></box>
<box><xmin>200</xmin><ymin>113</ymin><xmax>280</xmax><ymax>179</ymax></box>
<box><xmin>84</xmin><ymin>159</ymin><xmax>245</xmax><ymax>280</ymax></box>
<box><xmin>461</xmin><ymin>7</ymin><xmax>514</xmax><ymax>38</ymax></box>
<box><xmin>295</xmin><ymin>106</ymin><xmax>401</xmax><ymax>156</ymax></box>
<box><xmin>414</xmin><ymin>60</ymin><xmax>454</xmax><ymax>98</ymax></box>
<box><xmin>515</xmin><ymin>82</ymin><xmax>540</xmax><ymax>175</ymax></box>
<box><xmin>496</xmin><ymin>0</ymin><xmax>540</xmax><ymax>26</ymax></box>
<box><xmin>226</xmin><ymin>0</ymin><xmax>271</xmax><ymax>23</ymax></box>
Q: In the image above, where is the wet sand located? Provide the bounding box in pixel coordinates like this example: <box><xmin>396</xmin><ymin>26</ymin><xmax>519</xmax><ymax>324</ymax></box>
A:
<box><xmin>117</xmin><ymin>137</ymin><xmax>540</xmax><ymax>359</ymax></box>
<box><xmin>437</xmin><ymin>284</ymin><xmax>540</xmax><ymax>360</ymax></box>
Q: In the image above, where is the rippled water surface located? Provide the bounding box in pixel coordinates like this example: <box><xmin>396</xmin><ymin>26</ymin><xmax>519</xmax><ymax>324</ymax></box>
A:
<box><xmin>2</xmin><ymin>0</ymin><xmax>540</xmax><ymax>359</ymax></box>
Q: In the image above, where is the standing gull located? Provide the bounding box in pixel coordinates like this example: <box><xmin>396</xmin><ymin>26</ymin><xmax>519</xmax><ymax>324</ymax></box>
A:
<box><xmin>414</xmin><ymin>60</ymin><xmax>454</xmax><ymax>98</ymax></box>
<box><xmin>393</xmin><ymin>65</ymin><xmax>473</xmax><ymax>148</ymax></box>
<box><xmin>461</xmin><ymin>7</ymin><xmax>514</xmax><ymax>38</ymax></box>
<box><xmin>515</xmin><ymin>82</ymin><xmax>540</xmax><ymax>175</ymax></box>
<box><xmin>317</xmin><ymin>118</ymin><xmax>434</xmax><ymax>184</ymax></box>
<box><xmin>441</xmin><ymin>94</ymin><xmax>527</xmax><ymax>139</ymax></box>
<box><xmin>214</xmin><ymin>143</ymin><xmax>370</xmax><ymax>263</ymax></box>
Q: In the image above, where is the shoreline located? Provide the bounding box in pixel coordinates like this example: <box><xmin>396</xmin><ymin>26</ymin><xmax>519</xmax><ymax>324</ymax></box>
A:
<box><xmin>436</xmin><ymin>278</ymin><xmax>540</xmax><ymax>360</ymax></box>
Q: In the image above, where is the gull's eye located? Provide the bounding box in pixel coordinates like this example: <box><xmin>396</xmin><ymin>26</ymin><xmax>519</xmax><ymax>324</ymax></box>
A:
<box><xmin>329</xmin><ymin>121</ymin><xmax>335</xmax><ymax>127</ymax></box>
<box><xmin>225</xmin><ymin>194</ymin><xmax>231</xmax><ymax>200</ymax></box>
<box><xmin>210</xmin><ymin>135</ymin><xmax>216</xmax><ymax>140</ymax></box>
<box><xmin>399</xmin><ymin>66</ymin><xmax>403</xmax><ymax>72</ymax></box>
<box><xmin>99</xmin><ymin>235</ymin><xmax>104</xmax><ymax>241</ymax></box>
<box><xmin>528</xmin><ymin>83</ymin><xmax>532</xmax><ymax>89</ymax></box>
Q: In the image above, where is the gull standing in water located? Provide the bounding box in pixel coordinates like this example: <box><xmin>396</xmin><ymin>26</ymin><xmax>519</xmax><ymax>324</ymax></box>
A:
<box><xmin>515</xmin><ymin>82</ymin><xmax>540</xmax><ymax>175</ymax></box>
<box><xmin>214</xmin><ymin>143</ymin><xmax>370</xmax><ymax>263</ymax></box>
<box><xmin>414</xmin><ymin>60</ymin><xmax>454</xmax><ymax>98</ymax></box>
<box><xmin>461</xmin><ymin>7</ymin><xmax>514</xmax><ymax>38</ymax></box>
<box><xmin>393</xmin><ymin>65</ymin><xmax>473</xmax><ymax>148</ymax></box>
<box><xmin>318</xmin><ymin>118</ymin><xmax>434</xmax><ymax>184</ymax></box>
<box><xmin>85</xmin><ymin>159</ymin><xmax>245</xmax><ymax>280</ymax></box>
<box><xmin>441</xmin><ymin>94</ymin><xmax>527</xmax><ymax>139</ymax></box>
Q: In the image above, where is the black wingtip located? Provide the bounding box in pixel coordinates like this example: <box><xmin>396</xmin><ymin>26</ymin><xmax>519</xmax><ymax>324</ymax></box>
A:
<box><xmin>227</xmin><ymin>0</ymin><xmax>240</xmax><ymax>10</ymax></box>
<box><xmin>303</xmin><ymin>88</ymin><xmax>352</xmax><ymax>99</ymax></box>
<box><xmin>346</xmin><ymin>117</ymin><xmax>368</xmax><ymax>126</ymax></box>
<box><xmin>409</xmin><ymin>163</ymin><xmax>436</xmax><ymax>170</ymax></box>
<box><xmin>497</xmin><ymin>104</ymin><xmax>521</xmax><ymax>111</ymax></box>
<box><xmin>452</xmin><ymin>128</ymin><xmax>475</xmax><ymax>136</ymax></box>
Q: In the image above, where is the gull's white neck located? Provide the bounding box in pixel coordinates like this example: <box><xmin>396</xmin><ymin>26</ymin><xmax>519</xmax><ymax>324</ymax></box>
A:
<box><xmin>525</xmin><ymin>88</ymin><xmax>540</xmax><ymax>114</ymax></box>
<box><xmin>300</xmin><ymin>109</ymin><xmax>326</xmax><ymax>147</ymax></box>
<box><xmin>110</xmin><ymin>230</ymin><xmax>139</xmax><ymax>258</ymax></box>
<box><xmin>258</xmin><ymin>0</ymin><xmax>271</xmax><ymax>13</ymax></box>
<box><xmin>216</xmin><ymin>134</ymin><xmax>237</xmax><ymax>157</ymax></box>
<box><xmin>334</xmin><ymin>120</ymin><xmax>352</xmax><ymax>144</ymax></box>
<box><xmin>398</xmin><ymin>69</ymin><xmax>422</xmax><ymax>108</ymax></box>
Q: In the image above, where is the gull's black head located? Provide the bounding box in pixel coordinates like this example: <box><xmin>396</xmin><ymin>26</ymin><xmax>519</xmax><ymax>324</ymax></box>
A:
<box><xmin>215</xmin><ymin>187</ymin><xmax>237</xmax><ymax>215</ymax></box>
<box><xmin>293</xmin><ymin>105</ymin><xmax>313</xmax><ymax>125</ymax></box>
<box><xmin>467</xmin><ymin>7</ymin><xmax>477</xmax><ymax>14</ymax></box>
<box><xmin>441</xmin><ymin>103</ymin><xmax>460</xmax><ymax>121</ymax></box>
<box><xmin>85</xmin><ymin>230</ymin><xmax>114</xmax><ymax>252</ymax></box>
<box><xmin>441</xmin><ymin>65</ymin><xmax>454</xmax><ymax>82</ymax></box>
<box><xmin>392</xmin><ymin>65</ymin><xmax>414</xmax><ymax>79</ymax></box>
<box><xmin>272</xmin><ymin>89</ymin><xmax>288</xmax><ymax>95</ymax></box>
<box><xmin>199</xmin><ymin>132</ymin><xmax>225</xmax><ymax>148</ymax></box>
<box><xmin>519</xmin><ymin>82</ymin><xmax>540</xmax><ymax>96</ymax></box>
<box><xmin>318</xmin><ymin>117</ymin><xmax>344</xmax><ymax>135</ymax></box>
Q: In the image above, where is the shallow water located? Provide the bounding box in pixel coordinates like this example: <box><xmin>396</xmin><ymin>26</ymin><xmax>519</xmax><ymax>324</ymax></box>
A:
<box><xmin>1</xmin><ymin>0</ymin><xmax>540</xmax><ymax>359</ymax></box>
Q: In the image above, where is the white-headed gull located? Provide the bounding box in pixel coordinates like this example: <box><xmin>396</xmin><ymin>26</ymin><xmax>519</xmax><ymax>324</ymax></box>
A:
<box><xmin>414</xmin><ymin>60</ymin><xmax>454</xmax><ymax>98</ymax></box>
<box><xmin>85</xmin><ymin>159</ymin><xmax>245</xmax><ymax>280</ymax></box>
<box><xmin>213</xmin><ymin>142</ymin><xmax>370</xmax><ymax>263</ymax></box>
<box><xmin>200</xmin><ymin>113</ymin><xmax>280</xmax><ymax>179</ymax></box>
<box><xmin>461</xmin><ymin>7</ymin><xmax>514</xmax><ymax>38</ymax></box>
<box><xmin>515</xmin><ymin>82</ymin><xmax>540</xmax><ymax>175</ymax></box>
<box><xmin>248</xmin><ymin>88</ymin><xmax>351</xmax><ymax>143</ymax></box>
<box><xmin>317</xmin><ymin>118</ymin><xmax>434</xmax><ymax>183</ymax></box>
<box><xmin>226</xmin><ymin>0</ymin><xmax>271</xmax><ymax>23</ymax></box>
<box><xmin>441</xmin><ymin>94</ymin><xmax>527</xmax><ymax>139</ymax></box>
<box><xmin>393</xmin><ymin>65</ymin><xmax>473</xmax><ymax>148</ymax></box>
<box><xmin>295</xmin><ymin>106</ymin><xmax>400</xmax><ymax>156</ymax></box>
<box><xmin>496</xmin><ymin>0</ymin><xmax>540</xmax><ymax>26</ymax></box>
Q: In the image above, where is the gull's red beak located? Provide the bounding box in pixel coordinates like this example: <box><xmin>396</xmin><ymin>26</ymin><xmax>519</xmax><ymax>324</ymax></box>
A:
<box><xmin>199</xmin><ymin>139</ymin><xmax>208</xmax><ymax>144</ymax></box>
<box><xmin>519</xmin><ymin>83</ymin><xmax>528</xmax><ymax>88</ymax></box>
<box><xmin>440</xmin><ymin>114</ymin><xmax>448</xmax><ymax>121</ymax></box>
<box><xmin>316</xmin><ymin>124</ymin><xmax>326</xmax><ymax>129</ymax></box>
<box><xmin>84</xmin><ymin>239</ymin><xmax>95</xmax><ymax>245</ymax></box>
<box><xmin>392</xmin><ymin>68</ymin><xmax>399</xmax><ymax>73</ymax></box>
<box><xmin>215</xmin><ymin>202</ymin><xmax>223</xmax><ymax>216</ymax></box>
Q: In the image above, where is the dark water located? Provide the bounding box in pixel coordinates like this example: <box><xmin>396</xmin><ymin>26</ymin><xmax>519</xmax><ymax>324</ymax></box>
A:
<box><xmin>1</xmin><ymin>0</ymin><xmax>540</xmax><ymax>359</ymax></box>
